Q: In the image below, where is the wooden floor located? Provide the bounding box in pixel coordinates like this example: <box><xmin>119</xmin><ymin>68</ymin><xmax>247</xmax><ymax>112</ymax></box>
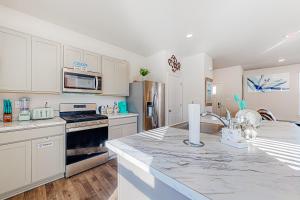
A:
<box><xmin>8</xmin><ymin>159</ymin><xmax>118</xmax><ymax>200</ymax></box>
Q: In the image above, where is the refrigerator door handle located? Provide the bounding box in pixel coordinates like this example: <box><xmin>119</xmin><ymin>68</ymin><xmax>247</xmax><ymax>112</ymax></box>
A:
<box><xmin>152</xmin><ymin>93</ymin><xmax>156</xmax><ymax>128</ymax></box>
<box><xmin>153</xmin><ymin>92</ymin><xmax>159</xmax><ymax>128</ymax></box>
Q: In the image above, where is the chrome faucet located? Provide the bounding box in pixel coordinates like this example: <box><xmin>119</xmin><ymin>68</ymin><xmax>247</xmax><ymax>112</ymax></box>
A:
<box><xmin>201</xmin><ymin>109</ymin><xmax>232</xmax><ymax>128</ymax></box>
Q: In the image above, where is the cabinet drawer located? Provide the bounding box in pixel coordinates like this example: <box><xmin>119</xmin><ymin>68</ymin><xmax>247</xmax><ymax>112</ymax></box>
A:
<box><xmin>0</xmin><ymin>125</ymin><xmax>65</xmax><ymax>145</ymax></box>
<box><xmin>31</xmin><ymin>135</ymin><xmax>64</xmax><ymax>182</ymax></box>
<box><xmin>109</xmin><ymin>117</ymin><xmax>137</xmax><ymax>127</ymax></box>
<box><xmin>0</xmin><ymin>141</ymin><xmax>31</xmax><ymax>194</ymax></box>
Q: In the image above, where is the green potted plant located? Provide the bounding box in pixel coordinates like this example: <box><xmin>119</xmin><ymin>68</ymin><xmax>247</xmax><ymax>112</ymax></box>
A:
<box><xmin>139</xmin><ymin>67</ymin><xmax>150</xmax><ymax>81</ymax></box>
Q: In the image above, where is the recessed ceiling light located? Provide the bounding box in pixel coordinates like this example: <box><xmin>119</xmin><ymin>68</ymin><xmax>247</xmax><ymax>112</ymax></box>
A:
<box><xmin>186</xmin><ymin>33</ymin><xmax>193</xmax><ymax>39</ymax></box>
<box><xmin>278</xmin><ymin>58</ymin><xmax>286</xmax><ymax>63</ymax></box>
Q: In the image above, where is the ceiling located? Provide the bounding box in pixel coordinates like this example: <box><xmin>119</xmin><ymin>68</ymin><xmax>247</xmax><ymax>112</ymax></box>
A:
<box><xmin>1</xmin><ymin>0</ymin><xmax>300</xmax><ymax>69</ymax></box>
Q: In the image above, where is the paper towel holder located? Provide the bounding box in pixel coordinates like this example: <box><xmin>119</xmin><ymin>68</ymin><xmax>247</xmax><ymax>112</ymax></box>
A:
<box><xmin>183</xmin><ymin>139</ymin><xmax>205</xmax><ymax>147</ymax></box>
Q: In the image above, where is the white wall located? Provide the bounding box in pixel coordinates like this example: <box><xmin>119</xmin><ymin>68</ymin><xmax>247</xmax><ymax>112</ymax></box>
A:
<box><xmin>181</xmin><ymin>53</ymin><xmax>213</xmax><ymax>120</ymax></box>
<box><xmin>244</xmin><ymin>64</ymin><xmax>300</xmax><ymax>121</ymax></box>
<box><xmin>145</xmin><ymin>50</ymin><xmax>169</xmax><ymax>83</ymax></box>
<box><xmin>0</xmin><ymin>5</ymin><xmax>146</xmax><ymax>117</ymax></box>
<box><xmin>213</xmin><ymin>66</ymin><xmax>243</xmax><ymax>116</ymax></box>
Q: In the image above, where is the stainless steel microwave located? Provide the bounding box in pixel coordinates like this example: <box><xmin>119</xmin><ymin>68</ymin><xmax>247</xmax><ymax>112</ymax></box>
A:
<box><xmin>63</xmin><ymin>67</ymin><xmax>102</xmax><ymax>94</ymax></box>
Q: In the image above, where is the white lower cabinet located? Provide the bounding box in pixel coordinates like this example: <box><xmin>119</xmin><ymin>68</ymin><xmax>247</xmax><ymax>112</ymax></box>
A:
<box><xmin>122</xmin><ymin>123</ymin><xmax>138</xmax><ymax>137</ymax></box>
<box><xmin>31</xmin><ymin>135</ymin><xmax>64</xmax><ymax>182</ymax></box>
<box><xmin>108</xmin><ymin>117</ymin><xmax>137</xmax><ymax>140</ymax></box>
<box><xmin>0</xmin><ymin>125</ymin><xmax>65</xmax><ymax>199</ymax></box>
<box><xmin>108</xmin><ymin>123</ymin><xmax>137</xmax><ymax>140</ymax></box>
<box><xmin>108</xmin><ymin>116</ymin><xmax>137</xmax><ymax>157</ymax></box>
<box><xmin>0</xmin><ymin>141</ymin><xmax>31</xmax><ymax>195</ymax></box>
<box><xmin>108</xmin><ymin>125</ymin><xmax>123</xmax><ymax>140</ymax></box>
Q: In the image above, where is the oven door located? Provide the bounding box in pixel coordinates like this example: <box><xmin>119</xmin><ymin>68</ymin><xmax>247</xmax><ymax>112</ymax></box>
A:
<box><xmin>63</xmin><ymin>68</ymin><xmax>102</xmax><ymax>94</ymax></box>
<box><xmin>66</xmin><ymin>126</ymin><xmax>108</xmax><ymax>166</ymax></box>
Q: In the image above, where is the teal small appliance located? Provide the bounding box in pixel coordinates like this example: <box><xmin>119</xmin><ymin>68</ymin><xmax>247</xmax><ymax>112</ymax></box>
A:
<box><xmin>118</xmin><ymin>101</ymin><xmax>128</xmax><ymax>113</ymax></box>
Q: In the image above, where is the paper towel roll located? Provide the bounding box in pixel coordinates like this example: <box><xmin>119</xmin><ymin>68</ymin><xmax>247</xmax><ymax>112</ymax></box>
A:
<box><xmin>188</xmin><ymin>104</ymin><xmax>201</xmax><ymax>145</ymax></box>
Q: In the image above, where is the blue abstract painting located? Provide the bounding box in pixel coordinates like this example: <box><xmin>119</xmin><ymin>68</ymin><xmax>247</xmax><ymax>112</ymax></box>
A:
<box><xmin>247</xmin><ymin>73</ymin><xmax>290</xmax><ymax>93</ymax></box>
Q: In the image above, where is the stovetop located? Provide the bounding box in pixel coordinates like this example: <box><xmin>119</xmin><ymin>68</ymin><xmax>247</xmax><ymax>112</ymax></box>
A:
<box><xmin>60</xmin><ymin>113</ymin><xmax>108</xmax><ymax>123</ymax></box>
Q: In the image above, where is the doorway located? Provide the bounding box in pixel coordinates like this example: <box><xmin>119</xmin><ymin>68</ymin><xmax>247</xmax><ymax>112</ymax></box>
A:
<box><xmin>167</xmin><ymin>74</ymin><xmax>183</xmax><ymax>125</ymax></box>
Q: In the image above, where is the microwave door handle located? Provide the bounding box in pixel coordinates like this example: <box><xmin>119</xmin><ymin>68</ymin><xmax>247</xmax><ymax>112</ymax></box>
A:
<box><xmin>95</xmin><ymin>76</ymin><xmax>98</xmax><ymax>90</ymax></box>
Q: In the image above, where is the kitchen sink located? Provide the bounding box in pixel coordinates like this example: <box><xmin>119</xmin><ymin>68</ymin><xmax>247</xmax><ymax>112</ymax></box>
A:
<box><xmin>171</xmin><ymin>122</ymin><xmax>223</xmax><ymax>135</ymax></box>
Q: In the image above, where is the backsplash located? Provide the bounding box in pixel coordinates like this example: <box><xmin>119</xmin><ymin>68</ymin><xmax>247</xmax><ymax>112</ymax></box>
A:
<box><xmin>0</xmin><ymin>93</ymin><xmax>125</xmax><ymax>121</ymax></box>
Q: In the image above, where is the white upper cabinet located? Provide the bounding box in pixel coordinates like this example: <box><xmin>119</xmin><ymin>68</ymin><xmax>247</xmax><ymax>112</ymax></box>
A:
<box><xmin>102</xmin><ymin>56</ymin><xmax>116</xmax><ymax>94</ymax></box>
<box><xmin>84</xmin><ymin>51</ymin><xmax>101</xmax><ymax>73</ymax></box>
<box><xmin>63</xmin><ymin>45</ymin><xmax>83</xmax><ymax>68</ymax></box>
<box><xmin>0</xmin><ymin>26</ymin><xmax>130</xmax><ymax>94</ymax></box>
<box><xmin>32</xmin><ymin>37</ymin><xmax>61</xmax><ymax>93</ymax></box>
<box><xmin>102</xmin><ymin>56</ymin><xmax>129</xmax><ymax>96</ymax></box>
<box><xmin>64</xmin><ymin>45</ymin><xmax>101</xmax><ymax>73</ymax></box>
<box><xmin>115</xmin><ymin>60</ymin><xmax>129</xmax><ymax>96</ymax></box>
<box><xmin>0</xmin><ymin>27</ymin><xmax>31</xmax><ymax>92</ymax></box>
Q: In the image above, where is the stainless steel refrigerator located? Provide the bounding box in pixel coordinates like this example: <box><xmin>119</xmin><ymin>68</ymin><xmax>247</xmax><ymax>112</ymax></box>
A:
<box><xmin>127</xmin><ymin>81</ymin><xmax>165</xmax><ymax>132</ymax></box>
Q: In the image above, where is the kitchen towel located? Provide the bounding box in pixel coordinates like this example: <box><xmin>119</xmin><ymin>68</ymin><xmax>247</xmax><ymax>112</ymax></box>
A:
<box><xmin>188</xmin><ymin>104</ymin><xmax>201</xmax><ymax>145</ymax></box>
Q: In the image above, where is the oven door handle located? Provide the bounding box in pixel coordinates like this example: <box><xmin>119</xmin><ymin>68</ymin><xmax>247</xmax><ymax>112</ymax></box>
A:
<box><xmin>66</xmin><ymin>124</ymin><xmax>108</xmax><ymax>133</ymax></box>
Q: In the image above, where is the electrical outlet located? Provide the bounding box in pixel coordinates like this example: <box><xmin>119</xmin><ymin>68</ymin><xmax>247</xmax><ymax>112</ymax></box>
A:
<box><xmin>15</xmin><ymin>100</ymin><xmax>20</xmax><ymax>109</ymax></box>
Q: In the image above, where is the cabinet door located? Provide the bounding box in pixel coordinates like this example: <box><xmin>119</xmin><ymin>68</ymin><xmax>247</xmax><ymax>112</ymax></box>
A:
<box><xmin>0</xmin><ymin>27</ymin><xmax>31</xmax><ymax>91</ymax></box>
<box><xmin>122</xmin><ymin>123</ymin><xmax>137</xmax><ymax>137</ymax></box>
<box><xmin>0</xmin><ymin>141</ymin><xmax>31</xmax><ymax>194</ymax></box>
<box><xmin>108</xmin><ymin>125</ymin><xmax>123</xmax><ymax>157</ymax></box>
<box><xmin>102</xmin><ymin>56</ymin><xmax>116</xmax><ymax>95</ymax></box>
<box><xmin>115</xmin><ymin>60</ymin><xmax>129</xmax><ymax>96</ymax></box>
<box><xmin>108</xmin><ymin>125</ymin><xmax>123</xmax><ymax>140</ymax></box>
<box><xmin>98</xmin><ymin>55</ymin><xmax>102</xmax><ymax>74</ymax></box>
<box><xmin>31</xmin><ymin>135</ymin><xmax>64</xmax><ymax>183</ymax></box>
<box><xmin>63</xmin><ymin>45</ymin><xmax>83</xmax><ymax>68</ymax></box>
<box><xmin>84</xmin><ymin>51</ymin><xmax>100</xmax><ymax>72</ymax></box>
<box><xmin>32</xmin><ymin>37</ymin><xmax>61</xmax><ymax>93</ymax></box>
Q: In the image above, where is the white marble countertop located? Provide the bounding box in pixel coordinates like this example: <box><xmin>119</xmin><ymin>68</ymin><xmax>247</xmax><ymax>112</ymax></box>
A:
<box><xmin>107</xmin><ymin>120</ymin><xmax>300</xmax><ymax>200</ymax></box>
<box><xmin>0</xmin><ymin>117</ymin><xmax>66</xmax><ymax>133</ymax></box>
<box><xmin>106</xmin><ymin>113</ymin><xmax>138</xmax><ymax>119</ymax></box>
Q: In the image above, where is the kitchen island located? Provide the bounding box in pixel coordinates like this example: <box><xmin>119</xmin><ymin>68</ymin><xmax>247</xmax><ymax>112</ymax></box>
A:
<box><xmin>106</xmin><ymin>120</ymin><xmax>300</xmax><ymax>200</ymax></box>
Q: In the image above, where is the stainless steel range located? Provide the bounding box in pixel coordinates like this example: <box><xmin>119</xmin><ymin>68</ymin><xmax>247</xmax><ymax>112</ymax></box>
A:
<box><xmin>60</xmin><ymin>103</ymin><xmax>108</xmax><ymax>177</ymax></box>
